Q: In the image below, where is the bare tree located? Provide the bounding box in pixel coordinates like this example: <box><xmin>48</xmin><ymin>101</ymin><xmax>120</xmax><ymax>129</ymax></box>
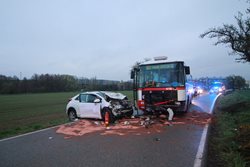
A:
<box><xmin>200</xmin><ymin>6</ymin><xmax>250</xmax><ymax>63</ymax></box>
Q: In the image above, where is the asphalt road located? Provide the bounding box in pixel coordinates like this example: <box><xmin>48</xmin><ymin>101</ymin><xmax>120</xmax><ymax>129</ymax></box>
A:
<box><xmin>191</xmin><ymin>93</ymin><xmax>218</xmax><ymax>114</ymax></box>
<box><xmin>0</xmin><ymin>93</ymin><xmax>217</xmax><ymax>167</ymax></box>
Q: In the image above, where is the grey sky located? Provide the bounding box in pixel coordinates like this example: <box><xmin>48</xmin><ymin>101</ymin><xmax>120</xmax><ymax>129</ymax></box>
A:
<box><xmin>0</xmin><ymin>0</ymin><xmax>249</xmax><ymax>80</ymax></box>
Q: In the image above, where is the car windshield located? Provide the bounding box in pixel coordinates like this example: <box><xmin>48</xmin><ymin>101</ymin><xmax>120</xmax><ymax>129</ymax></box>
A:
<box><xmin>138</xmin><ymin>62</ymin><xmax>185</xmax><ymax>88</ymax></box>
<box><xmin>97</xmin><ymin>92</ymin><xmax>106</xmax><ymax>99</ymax></box>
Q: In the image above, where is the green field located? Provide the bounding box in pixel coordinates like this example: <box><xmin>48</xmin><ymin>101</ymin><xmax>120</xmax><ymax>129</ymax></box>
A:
<box><xmin>0</xmin><ymin>91</ymin><xmax>132</xmax><ymax>139</ymax></box>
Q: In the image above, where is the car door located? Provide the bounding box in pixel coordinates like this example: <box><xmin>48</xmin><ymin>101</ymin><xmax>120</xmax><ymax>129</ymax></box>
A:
<box><xmin>79</xmin><ymin>93</ymin><xmax>102</xmax><ymax>119</ymax></box>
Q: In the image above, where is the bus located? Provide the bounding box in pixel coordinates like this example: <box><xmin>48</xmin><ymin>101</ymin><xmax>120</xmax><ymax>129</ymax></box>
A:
<box><xmin>130</xmin><ymin>57</ymin><xmax>193</xmax><ymax>114</ymax></box>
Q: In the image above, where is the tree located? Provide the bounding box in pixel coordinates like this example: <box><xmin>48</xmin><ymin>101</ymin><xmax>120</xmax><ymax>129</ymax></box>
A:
<box><xmin>200</xmin><ymin>5</ymin><xmax>250</xmax><ymax>63</ymax></box>
<box><xmin>225</xmin><ymin>75</ymin><xmax>246</xmax><ymax>89</ymax></box>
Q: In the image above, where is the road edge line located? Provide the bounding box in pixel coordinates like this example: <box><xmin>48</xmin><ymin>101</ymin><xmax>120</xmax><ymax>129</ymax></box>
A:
<box><xmin>193</xmin><ymin>93</ymin><xmax>221</xmax><ymax>167</ymax></box>
<box><xmin>0</xmin><ymin>122</ymin><xmax>73</xmax><ymax>142</ymax></box>
<box><xmin>193</xmin><ymin>124</ymin><xmax>209</xmax><ymax>167</ymax></box>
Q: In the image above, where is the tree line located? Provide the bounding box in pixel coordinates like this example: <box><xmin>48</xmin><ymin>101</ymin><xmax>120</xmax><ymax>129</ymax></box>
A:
<box><xmin>195</xmin><ymin>75</ymin><xmax>248</xmax><ymax>90</ymax></box>
<box><xmin>225</xmin><ymin>75</ymin><xmax>248</xmax><ymax>90</ymax></box>
<box><xmin>0</xmin><ymin>74</ymin><xmax>133</xmax><ymax>94</ymax></box>
<box><xmin>0</xmin><ymin>73</ymin><xmax>247</xmax><ymax>94</ymax></box>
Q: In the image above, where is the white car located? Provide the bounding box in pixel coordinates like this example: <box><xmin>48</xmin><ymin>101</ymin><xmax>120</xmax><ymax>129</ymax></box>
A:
<box><xmin>66</xmin><ymin>91</ymin><xmax>133</xmax><ymax>122</ymax></box>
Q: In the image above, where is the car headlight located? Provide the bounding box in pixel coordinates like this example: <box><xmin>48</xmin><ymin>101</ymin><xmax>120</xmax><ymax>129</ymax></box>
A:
<box><xmin>197</xmin><ymin>90</ymin><xmax>201</xmax><ymax>93</ymax></box>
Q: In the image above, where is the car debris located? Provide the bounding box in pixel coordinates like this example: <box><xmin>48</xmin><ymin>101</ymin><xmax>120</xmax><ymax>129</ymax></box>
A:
<box><xmin>56</xmin><ymin>110</ymin><xmax>212</xmax><ymax>138</ymax></box>
<box><xmin>123</xmin><ymin>121</ymin><xmax>130</xmax><ymax>125</ymax></box>
<box><xmin>167</xmin><ymin>108</ymin><xmax>174</xmax><ymax>121</ymax></box>
<box><xmin>154</xmin><ymin>137</ymin><xmax>161</xmax><ymax>142</ymax></box>
<box><xmin>139</xmin><ymin>116</ymin><xmax>155</xmax><ymax>128</ymax></box>
<box><xmin>145</xmin><ymin>117</ymin><xmax>150</xmax><ymax>121</ymax></box>
<box><xmin>140</xmin><ymin>121</ymin><xmax>144</xmax><ymax>126</ymax></box>
<box><xmin>94</xmin><ymin>121</ymin><xmax>100</xmax><ymax>126</ymax></box>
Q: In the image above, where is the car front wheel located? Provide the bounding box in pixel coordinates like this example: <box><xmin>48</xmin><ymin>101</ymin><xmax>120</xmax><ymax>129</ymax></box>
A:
<box><xmin>68</xmin><ymin>109</ymin><xmax>77</xmax><ymax>122</ymax></box>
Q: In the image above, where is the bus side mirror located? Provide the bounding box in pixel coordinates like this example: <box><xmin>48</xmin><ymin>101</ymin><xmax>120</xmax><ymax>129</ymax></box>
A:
<box><xmin>185</xmin><ymin>66</ymin><xmax>190</xmax><ymax>75</ymax></box>
<box><xmin>130</xmin><ymin>70</ymin><xmax>135</xmax><ymax>79</ymax></box>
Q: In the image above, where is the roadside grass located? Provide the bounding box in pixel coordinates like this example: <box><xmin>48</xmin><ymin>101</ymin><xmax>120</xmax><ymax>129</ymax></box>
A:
<box><xmin>0</xmin><ymin>90</ymin><xmax>133</xmax><ymax>139</ymax></box>
<box><xmin>208</xmin><ymin>90</ymin><xmax>250</xmax><ymax>167</ymax></box>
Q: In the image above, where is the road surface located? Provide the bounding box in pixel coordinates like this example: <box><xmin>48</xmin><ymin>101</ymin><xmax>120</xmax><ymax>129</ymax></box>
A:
<box><xmin>0</xmin><ymin>93</ymin><xmax>218</xmax><ymax>167</ymax></box>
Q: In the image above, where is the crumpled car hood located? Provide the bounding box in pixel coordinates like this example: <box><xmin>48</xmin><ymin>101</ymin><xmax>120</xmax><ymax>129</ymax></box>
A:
<box><xmin>101</xmin><ymin>91</ymin><xmax>127</xmax><ymax>100</ymax></box>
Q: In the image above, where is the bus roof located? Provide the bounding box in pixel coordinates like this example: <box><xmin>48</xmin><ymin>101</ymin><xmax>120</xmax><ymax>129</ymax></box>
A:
<box><xmin>139</xmin><ymin>60</ymin><xmax>184</xmax><ymax>66</ymax></box>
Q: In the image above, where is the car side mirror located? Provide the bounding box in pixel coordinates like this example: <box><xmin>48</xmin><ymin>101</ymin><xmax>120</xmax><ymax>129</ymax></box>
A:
<box><xmin>94</xmin><ymin>98</ymin><xmax>101</xmax><ymax>103</ymax></box>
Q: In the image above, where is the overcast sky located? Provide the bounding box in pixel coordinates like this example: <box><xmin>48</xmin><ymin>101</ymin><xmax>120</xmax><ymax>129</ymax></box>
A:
<box><xmin>0</xmin><ymin>0</ymin><xmax>249</xmax><ymax>81</ymax></box>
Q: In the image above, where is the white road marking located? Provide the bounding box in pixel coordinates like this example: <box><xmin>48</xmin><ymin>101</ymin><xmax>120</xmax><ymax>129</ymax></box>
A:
<box><xmin>0</xmin><ymin>122</ymin><xmax>73</xmax><ymax>142</ymax></box>
<box><xmin>193</xmin><ymin>93</ymin><xmax>221</xmax><ymax>167</ymax></box>
<box><xmin>193</xmin><ymin>124</ymin><xmax>209</xmax><ymax>167</ymax></box>
<box><xmin>209</xmin><ymin>93</ymin><xmax>221</xmax><ymax>114</ymax></box>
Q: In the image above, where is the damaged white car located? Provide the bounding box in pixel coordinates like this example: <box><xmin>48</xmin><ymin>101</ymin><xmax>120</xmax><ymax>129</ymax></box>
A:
<box><xmin>66</xmin><ymin>91</ymin><xmax>133</xmax><ymax>122</ymax></box>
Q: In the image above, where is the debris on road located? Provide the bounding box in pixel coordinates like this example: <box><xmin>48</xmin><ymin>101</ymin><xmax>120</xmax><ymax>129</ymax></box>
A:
<box><xmin>94</xmin><ymin>121</ymin><xmax>100</xmax><ymax>126</ymax></box>
<box><xmin>167</xmin><ymin>108</ymin><xmax>174</xmax><ymax>121</ymax></box>
<box><xmin>154</xmin><ymin>137</ymin><xmax>161</xmax><ymax>142</ymax></box>
<box><xmin>123</xmin><ymin>121</ymin><xmax>130</xmax><ymax>125</ymax></box>
<box><xmin>56</xmin><ymin>110</ymin><xmax>212</xmax><ymax>139</ymax></box>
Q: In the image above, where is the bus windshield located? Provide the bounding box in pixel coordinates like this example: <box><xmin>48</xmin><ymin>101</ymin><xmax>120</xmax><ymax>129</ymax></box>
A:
<box><xmin>138</xmin><ymin>62</ymin><xmax>185</xmax><ymax>88</ymax></box>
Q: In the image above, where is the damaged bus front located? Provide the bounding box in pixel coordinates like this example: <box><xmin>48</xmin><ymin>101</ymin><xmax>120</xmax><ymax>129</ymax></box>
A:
<box><xmin>131</xmin><ymin>57</ymin><xmax>193</xmax><ymax>115</ymax></box>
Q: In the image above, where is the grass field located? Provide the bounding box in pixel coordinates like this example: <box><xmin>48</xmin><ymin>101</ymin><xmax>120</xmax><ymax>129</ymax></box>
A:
<box><xmin>0</xmin><ymin>91</ymin><xmax>133</xmax><ymax>139</ymax></box>
<box><xmin>208</xmin><ymin>90</ymin><xmax>250</xmax><ymax>167</ymax></box>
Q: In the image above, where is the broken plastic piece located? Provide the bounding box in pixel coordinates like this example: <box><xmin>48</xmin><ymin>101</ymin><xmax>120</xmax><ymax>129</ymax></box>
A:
<box><xmin>154</xmin><ymin>137</ymin><xmax>160</xmax><ymax>141</ymax></box>
<box><xmin>140</xmin><ymin>121</ymin><xmax>145</xmax><ymax>126</ymax></box>
<box><xmin>124</xmin><ymin>121</ymin><xmax>130</xmax><ymax>125</ymax></box>
<box><xmin>167</xmin><ymin>108</ymin><xmax>174</xmax><ymax>121</ymax></box>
